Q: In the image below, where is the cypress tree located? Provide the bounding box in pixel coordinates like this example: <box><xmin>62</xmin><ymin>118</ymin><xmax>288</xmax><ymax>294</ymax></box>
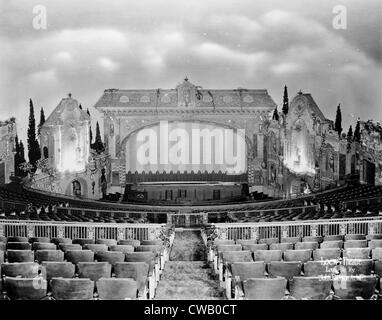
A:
<box><xmin>38</xmin><ymin>107</ymin><xmax>45</xmax><ymax>135</ymax></box>
<box><xmin>92</xmin><ymin>121</ymin><xmax>104</xmax><ymax>153</ymax></box>
<box><xmin>27</xmin><ymin>99</ymin><xmax>41</xmax><ymax>170</ymax></box>
<box><xmin>14</xmin><ymin>135</ymin><xmax>20</xmax><ymax>176</ymax></box>
<box><xmin>334</xmin><ymin>104</ymin><xmax>342</xmax><ymax>136</ymax></box>
<box><xmin>272</xmin><ymin>108</ymin><xmax>279</xmax><ymax>121</ymax></box>
<box><xmin>89</xmin><ymin>124</ymin><xmax>93</xmax><ymax>145</ymax></box>
<box><xmin>282</xmin><ymin>85</ymin><xmax>289</xmax><ymax>115</ymax></box>
<box><xmin>347</xmin><ymin>125</ymin><xmax>353</xmax><ymax>142</ymax></box>
<box><xmin>19</xmin><ymin>140</ymin><xmax>27</xmax><ymax>177</ymax></box>
<box><xmin>354</xmin><ymin>120</ymin><xmax>361</xmax><ymax>143</ymax></box>
<box><xmin>79</xmin><ymin>104</ymin><xmax>82</xmax><ymax>110</ymax></box>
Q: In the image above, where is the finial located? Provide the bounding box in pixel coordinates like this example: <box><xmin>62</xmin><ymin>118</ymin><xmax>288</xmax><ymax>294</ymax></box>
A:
<box><xmin>298</xmin><ymin>90</ymin><xmax>303</xmax><ymax>95</ymax></box>
<box><xmin>68</xmin><ymin>93</ymin><xmax>72</xmax><ymax>98</ymax></box>
<box><xmin>184</xmin><ymin>76</ymin><xmax>188</xmax><ymax>82</ymax></box>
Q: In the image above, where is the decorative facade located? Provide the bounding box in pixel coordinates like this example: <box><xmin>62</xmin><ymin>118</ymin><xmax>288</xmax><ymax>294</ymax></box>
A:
<box><xmin>0</xmin><ymin>118</ymin><xmax>16</xmax><ymax>184</ymax></box>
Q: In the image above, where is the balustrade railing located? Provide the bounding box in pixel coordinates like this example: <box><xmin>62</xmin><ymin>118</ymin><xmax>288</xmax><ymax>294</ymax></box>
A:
<box><xmin>0</xmin><ymin>219</ymin><xmax>165</xmax><ymax>241</ymax></box>
<box><xmin>212</xmin><ymin>217</ymin><xmax>382</xmax><ymax>240</ymax></box>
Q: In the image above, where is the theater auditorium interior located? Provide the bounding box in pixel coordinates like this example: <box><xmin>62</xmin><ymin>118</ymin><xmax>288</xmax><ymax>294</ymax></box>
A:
<box><xmin>1</xmin><ymin>78</ymin><xmax>382</xmax><ymax>301</ymax></box>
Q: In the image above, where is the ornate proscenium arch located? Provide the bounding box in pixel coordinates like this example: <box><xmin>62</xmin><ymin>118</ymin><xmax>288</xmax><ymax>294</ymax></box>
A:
<box><xmin>121</xmin><ymin>120</ymin><xmax>251</xmax><ymax>175</ymax></box>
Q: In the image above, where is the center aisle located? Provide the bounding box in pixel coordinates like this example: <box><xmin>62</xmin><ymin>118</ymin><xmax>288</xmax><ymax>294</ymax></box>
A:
<box><xmin>155</xmin><ymin>229</ymin><xmax>226</xmax><ymax>300</ymax></box>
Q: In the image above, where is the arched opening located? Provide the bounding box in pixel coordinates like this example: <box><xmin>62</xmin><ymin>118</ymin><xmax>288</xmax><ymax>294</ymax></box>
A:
<box><xmin>72</xmin><ymin>180</ymin><xmax>82</xmax><ymax>197</ymax></box>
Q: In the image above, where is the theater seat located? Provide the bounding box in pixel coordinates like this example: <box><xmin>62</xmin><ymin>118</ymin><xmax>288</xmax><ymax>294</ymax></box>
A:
<box><xmin>77</xmin><ymin>262</ymin><xmax>112</xmax><ymax>281</ymax></box>
<box><xmin>41</xmin><ymin>262</ymin><xmax>75</xmax><ymax>281</ymax></box>
<box><xmin>324</xmin><ymin>235</ymin><xmax>344</xmax><ymax>242</ymax></box>
<box><xmin>7</xmin><ymin>250</ymin><xmax>34</xmax><ymax>263</ymax></box>
<box><xmin>114</xmin><ymin>262</ymin><xmax>152</xmax><ymax>299</ymax></box>
<box><xmin>303</xmin><ymin>236</ymin><xmax>323</xmax><ymax>243</ymax></box>
<box><xmin>35</xmin><ymin>250</ymin><xmax>64</xmax><ymax>263</ymax></box>
<box><xmin>4</xmin><ymin>277</ymin><xmax>47</xmax><ymax>300</ymax></box>
<box><xmin>2</xmin><ymin>262</ymin><xmax>40</xmax><ymax>278</ymax></box>
<box><xmin>214</xmin><ymin>240</ymin><xmax>235</xmax><ymax>247</ymax></box>
<box><xmin>95</xmin><ymin>251</ymin><xmax>125</xmax><ymax>265</ymax></box>
<box><xmin>320</xmin><ymin>241</ymin><xmax>343</xmax><ymax>249</ymax></box>
<box><xmin>342</xmin><ymin>259</ymin><xmax>373</xmax><ymax>275</ymax></box>
<box><xmin>333</xmin><ymin>275</ymin><xmax>377</xmax><ymax>299</ymax></box>
<box><xmin>289</xmin><ymin>277</ymin><xmax>332</xmax><ymax>300</ymax></box>
<box><xmin>253</xmin><ymin>250</ymin><xmax>282</xmax><ymax>263</ymax></box>
<box><xmin>343</xmin><ymin>248</ymin><xmax>371</xmax><ymax>259</ymax></box>
<box><xmin>236</xmin><ymin>240</ymin><xmax>258</xmax><ymax>246</ymax></box>
<box><xmin>270</xmin><ymin>243</ymin><xmax>293</xmax><ymax>252</ymax></box>
<box><xmin>59</xmin><ymin>244</ymin><xmax>82</xmax><ymax>252</ymax></box>
<box><xmin>372</xmin><ymin>248</ymin><xmax>382</xmax><ymax>260</ymax></box>
<box><xmin>118</xmin><ymin>240</ymin><xmax>140</xmax><ymax>247</ymax></box>
<box><xmin>135</xmin><ymin>245</ymin><xmax>163</xmax><ymax>256</ymax></box>
<box><xmin>51</xmin><ymin>238</ymin><xmax>72</xmax><ymax>246</ymax></box>
<box><xmin>280</xmin><ymin>237</ymin><xmax>301</xmax><ymax>244</ymax></box>
<box><xmin>33</xmin><ymin>242</ymin><xmax>57</xmax><ymax>251</ymax></box>
<box><xmin>267</xmin><ymin>261</ymin><xmax>302</xmax><ymax>280</ymax></box>
<box><xmin>51</xmin><ymin>278</ymin><xmax>94</xmax><ymax>300</ymax></box>
<box><xmin>295</xmin><ymin>242</ymin><xmax>319</xmax><ymax>250</ymax></box>
<box><xmin>284</xmin><ymin>250</ymin><xmax>312</xmax><ymax>263</ymax></box>
<box><xmin>65</xmin><ymin>250</ymin><xmax>94</xmax><ymax>264</ymax></box>
<box><xmin>258</xmin><ymin>238</ymin><xmax>279</xmax><ymax>245</ymax></box>
<box><xmin>7</xmin><ymin>236</ymin><xmax>28</xmax><ymax>243</ymax></box>
<box><xmin>242</xmin><ymin>278</ymin><xmax>287</xmax><ymax>300</ymax></box>
<box><xmin>313</xmin><ymin>248</ymin><xmax>341</xmax><ymax>261</ymax></box>
<box><xmin>141</xmin><ymin>240</ymin><xmax>163</xmax><ymax>246</ymax></box>
<box><xmin>7</xmin><ymin>242</ymin><xmax>32</xmax><ymax>250</ymax></box>
<box><xmin>242</xmin><ymin>243</ymin><xmax>268</xmax><ymax>252</ymax></box>
<box><xmin>344</xmin><ymin>234</ymin><xmax>366</xmax><ymax>241</ymax></box>
<box><xmin>368</xmin><ymin>240</ymin><xmax>382</xmax><ymax>249</ymax></box>
<box><xmin>343</xmin><ymin>240</ymin><xmax>368</xmax><ymax>249</ymax></box>
<box><xmin>84</xmin><ymin>244</ymin><xmax>108</xmax><ymax>253</ymax></box>
<box><xmin>366</xmin><ymin>234</ymin><xmax>382</xmax><ymax>241</ymax></box>
<box><xmin>109</xmin><ymin>245</ymin><xmax>134</xmax><ymax>254</ymax></box>
<box><xmin>374</xmin><ymin>260</ymin><xmax>382</xmax><ymax>277</ymax></box>
<box><xmin>97</xmin><ymin>278</ymin><xmax>138</xmax><ymax>300</ymax></box>
<box><xmin>303</xmin><ymin>261</ymin><xmax>333</xmax><ymax>277</ymax></box>
<box><xmin>72</xmin><ymin>238</ymin><xmax>95</xmax><ymax>247</ymax></box>
<box><xmin>29</xmin><ymin>237</ymin><xmax>50</xmax><ymax>244</ymax></box>
<box><xmin>96</xmin><ymin>239</ymin><xmax>117</xmax><ymax>246</ymax></box>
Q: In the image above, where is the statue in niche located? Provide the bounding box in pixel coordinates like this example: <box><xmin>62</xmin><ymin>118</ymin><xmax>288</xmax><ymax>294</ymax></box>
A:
<box><xmin>110</xmin><ymin>123</ymin><xmax>114</xmax><ymax>137</ymax></box>
<box><xmin>183</xmin><ymin>89</ymin><xmax>191</xmax><ymax>106</ymax></box>
<box><xmin>329</xmin><ymin>153</ymin><xmax>334</xmax><ymax>172</ymax></box>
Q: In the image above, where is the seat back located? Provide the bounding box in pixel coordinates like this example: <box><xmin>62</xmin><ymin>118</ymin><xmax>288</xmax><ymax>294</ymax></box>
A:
<box><xmin>95</xmin><ymin>251</ymin><xmax>125</xmax><ymax>265</ymax></box>
<box><xmin>374</xmin><ymin>260</ymin><xmax>382</xmax><ymax>277</ymax></box>
<box><xmin>295</xmin><ymin>242</ymin><xmax>318</xmax><ymax>250</ymax></box>
<box><xmin>118</xmin><ymin>239</ymin><xmax>140</xmax><ymax>247</ymax></box>
<box><xmin>303</xmin><ymin>261</ymin><xmax>334</xmax><ymax>277</ymax></box>
<box><xmin>280</xmin><ymin>237</ymin><xmax>301</xmax><ymax>244</ymax></box>
<box><xmin>253</xmin><ymin>250</ymin><xmax>282</xmax><ymax>263</ymax></box>
<box><xmin>242</xmin><ymin>243</ymin><xmax>268</xmax><ymax>252</ymax></box>
<box><xmin>35</xmin><ymin>250</ymin><xmax>64</xmax><ymax>263</ymax></box>
<box><xmin>141</xmin><ymin>240</ymin><xmax>163</xmax><ymax>246</ymax></box>
<box><xmin>29</xmin><ymin>237</ymin><xmax>51</xmax><ymax>244</ymax></box>
<box><xmin>0</xmin><ymin>250</ymin><xmax>4</xmax><ymax>263</ymax></box>
<box><xmin>289</xmin><ymin>276</ymin><xmax>332</xmax><ymax>300</ymax></box>
<box><xmin>217</xmin><ymin>244</ymin><xmax>242</xmax><ymax>253</ymax></box>
<box><xmin>7</xmin><ymin>236</ymin><xmax>28</xmax><ymax>243</ymax></box>
<box><xmin>267</xmin><ymin>261</ymin><xmax>302</xmax><ymax>280</ymax></box>
<box><xmin>343</xmin><ymin>248</ymin><xmax>371</xmax><ymax>259</ymax></box>
<box><xmin>77</xmin><ymin>262</ymin><xmax>112</xmax><ymax>281</ymax></box>
<box><xmin>368</xmin><ymin>240</ymin><xmax>382</xmax><ymax>249</ymax></box>
<box><xmin>269</xmin><ymin>243</ymin><xmax>293</xmax><ymax>252</ymax></box>
<box><xmin>284</xmin><ymin>250</ymin><xmax>312</xmax><ymax>263</ymax></box>
<box><xmin>303</xmin><ymin>236</ymin><xmax>323</xmax><ymax>243</ymax></box>
<box><xmin>214</xmin><ymin>240</ymin><xmax>235</xmax><ymax>247</ymax></box>
<box><xmin>258</xmin><ymin>238</ymin><xmax>279</xmax><ymax>245</ymax></box>
<box><xmin>342</xmin><ymin>259</ymin><xmax>373</xmax><ymax>275</ymax></box>
<box><xmin>51</xmin><ymin>238</ymin><xmax>72</xmax><ymax>245</ymax></box>
<box><xmin>96</xmin><ymin>239</ymin><xmax>117</xmax><ymax>246</ymax></box>
<box><xmin>4</xmin><ymin>277</ymin><xmax>47</xmax><ymax>300</ymax></box>
<box><xmin>135</xmin><ymin>245</ymin><xmax>162</xmax><ymax>255</ymax></box>
<box><xmin>344</xmin><ymin>240</ymin><xmax>368</xmax><ymax>249</ymax></box>
<box><xmin>231</xmin><ymin>262</ymin><xmax>265</xmax><ymax>280</ymax></box>
<box><xmin>51</xmin><ymin>278</ymin><xmax>94</xmax><ymax>300</ymax></box>
<box><xmin>222</xmin><ymin>251</ymin><xmax>252</xmax><ymax>264</ymax></box>
<box><xmin>109</xmin><ymin>245</ymin><xmax>134</xmax><ymax>254</ymax></box>
<box><xmin>84</xmin><ymin>244</ymin><xmax>108</xmax><ymax>253</ymax></box>
<box><xmin>366</xmin><ymin>234</ymin><xmax>382</xmax><ymax>241</ymax></box>
<box><xmin>313</xmin><ymin>248</ymin><xmax>341</xmax><ymax>261</ymax></box>
<box><xmin>114</xmin><ymin>262</ymin><xmax>149</xmax><ymax>293</ymax></box>
<box><xmin>125</xmin><ymin>252</ymin><xmax>155</xmax><ymax>274</ymax></box>
<box><xmin>58</xmin><ymin>244</ymin><xmax>82</xmax><ymax>252</ymax></box>
<box><xmin>97</xmin><ymin>278</ymin><xmax>138</xmax><ymax>300</ymax></box>
<box><xmin>41</xmin><ymin>262</ymin><xmax>75</xmax><ymax>281</ymax></box>
<box><xmin>65</xmin><ymin>250</ymin><xmax>94</xmax><ymax>264</ymax></box>
<box><xmin>324</xmin><ymin>235</ymin><xmax>344</xmax><ymax>242</ymax></box>
<box><xmin>7</xmin><ymin>242</ymin><xmax>31</xmax><ymax>250</ymax></box>
<box><xmin>334</xmin><ymin>275</ymin><xmax>377</xmax><ymax>299</ymax></box>
<box><xmin>7</xmin><ymin>250</ymin><xmax>34</xmax><ymax>262</ymax></box>
<box><xmin>235</xmin><ymin>239</ymin><xmax>258</xmax><ymax>246</ymax></box>
<box><xmin>72</xmin><ymin>238</ymin><xmax>95</xmax><ymax>246</ymax></box>
<box><xmin>33</xmin><ymin>242</ymin><xmax>57</xmax><ymax>251</ymax></box>
<box><xmin>344</xmin><ymin>234</ymin><xmax>366</xmax><ymax>241</ymax></box>
<box><xmin>243</xmin><ymin>278</ymin><xmax>287</xmax><ymax>300</ymax></box>
<box><xmin>320</xmin><ymin>241</ymin><xmax>343</xmax><ymax>249</ymax></box>
<box><xmin>2</xmin><ymin>262</ymin><xmax>40</xmax><ymax>277</ymax></box>
<box><xmin>372</xmin><ymin>248</ymin><xmax>382</xmax><ymax>260</ymax></box>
